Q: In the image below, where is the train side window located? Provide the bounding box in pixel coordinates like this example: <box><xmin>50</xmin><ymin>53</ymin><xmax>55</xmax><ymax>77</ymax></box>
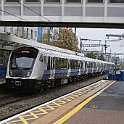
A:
<box><xmin>55</xmin><ymin>57</ymin><xmax>59</xmax><ymax>69</ymax></box>
<box><xmin>63</xmin><ymin>59</ymin><xmax>68</xmax><ymax>69</ymax></box>
<box><xmin>47</xmin><ymin>56</ymin><xmax>50</xmax><ymax>70</ymax></box>
<box><xmin>59</xmin><ymin>58</ymin><xmax>63</xmax><ymax>69</ymax></box>
<box><xmin>85</xmin><ymin>61</ymin><xmax>87</xmax><ymax>68</ymax></box>
<box><xmin>83</xmin><ymin>61</ymin><xmax>85</xmax><ymax>69</ymax></box>
<box><xmin>94</xmin><ymin>62</ymin><xmax>96</xmax><ymax>68</ymax></box>
<box><xmin>89</xmin><ymin>62</ymin><xmax>91</xmax><ymax>68</ymax></box>
<box><xmin>67</xmin><ymin>59</ymin><xmax>70</xmax><ymax>69</ymax></box>
<box><xmin>54</xmin><ymin>58</ymin><xmax>67</xmax><ymax>69</ymax></box>
<box><xmin>87</xmin><ymin>62</ymin><xmax>90</xmax><ymax>68</ymax></box>
<box><xmin>71</xmin><ymin>60</ymin><xmax>78</xmax><ymax>69</ymax></box>
<box><xmin>39</xmin><ymin>54</ymin><xmax>43</xmax><ymax>62</ymax></box>
<box><xmin>78</xmin><ymin>60</ymin><xmax>81</xmax><ymax>68</ymax></box>
<box><xmin>80</xmin><ymin>61</ymin><xmax>82</xmax><ymax>68</ymax></box>
<box><xmin>44</xmin><ymin>56</ymin><xmax>48</xmax><ymax>64</ymax></box>
<box><xmin>70</xmin><ymin>59</ymin><xmax>78</xmax><ymax>69</ymax></box>
<box><xmin>75</xmin><ymin>60</ymin><xmax>78</xmax><ymax>68</ymax></box>
<box><xmin>70</xmin><ymin>59</ymin><xmax>73</xmax><ymax>68</ymax></box>
<box><xmin>53</xmin><ymin>57</ymin><xmax>55</xmax><ymax>69</ymax></box>
<box><xmin>60</xmin><ymin>58</ymin><xmax>67</xmax><ymax>69</ymax></box>
<box><xmin>90</xmin><ymin>62</ymin><xmax>93</xmax><ymax>68</ymax></box>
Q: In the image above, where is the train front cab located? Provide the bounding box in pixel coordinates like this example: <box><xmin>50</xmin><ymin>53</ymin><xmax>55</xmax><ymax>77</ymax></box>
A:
<box><xmin>6</xmin><ymin>47</ymin><xmax>39</xmax><ymax>91</ymax></box>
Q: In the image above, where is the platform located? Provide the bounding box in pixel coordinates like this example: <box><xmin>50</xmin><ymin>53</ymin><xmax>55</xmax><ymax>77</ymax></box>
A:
<box><xmin>1</xmin><ymin>80</ymin><xmax>124</xmax><ymax>124</ymax></box>
<box><xmin>62</xmin><ymin>81</ymin><xmax>124</xmax><ymax>124</ymax></box>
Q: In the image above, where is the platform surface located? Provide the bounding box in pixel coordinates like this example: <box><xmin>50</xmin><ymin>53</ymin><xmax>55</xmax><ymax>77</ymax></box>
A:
<box><xmin>1</xmin><ymin>80</ymin><xmax>124</xmax><ymax>124</ymax></box>
<box><xmin>63</xmin><ymin>81</ymin><xmax>124</xmax><ymax>124</ymax></box>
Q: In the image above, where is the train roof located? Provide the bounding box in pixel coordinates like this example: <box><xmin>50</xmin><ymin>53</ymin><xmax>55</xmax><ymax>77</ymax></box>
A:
<box><xmin>14</xmin><ymin>45</ymin><xmax>114</xmax><ymax>65</ymax></box>
<box><xmin>38</xmin><ymin>47</ymin><xmax>114</xmax><ymax>64</ymax></box>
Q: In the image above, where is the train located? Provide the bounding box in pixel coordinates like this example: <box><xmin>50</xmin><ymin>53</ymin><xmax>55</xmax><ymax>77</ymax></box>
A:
<box><xmin>6</xmin><ymin>44</ymin><xmax>114</xmax><ymax>92</ymax></box>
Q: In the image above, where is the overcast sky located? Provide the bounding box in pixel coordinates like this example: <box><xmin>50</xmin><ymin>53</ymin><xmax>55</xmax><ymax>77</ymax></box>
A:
<box><xmin>76</xmin><ymin>28</ymin><xmax>124</xmax><ymax>57</ymax></box>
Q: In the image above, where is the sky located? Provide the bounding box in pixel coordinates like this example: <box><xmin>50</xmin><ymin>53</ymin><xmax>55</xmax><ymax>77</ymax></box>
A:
<box><xmin>76</xmin><ymin>28</ymin><xmax>124</xmax><ymax>58</ymax></box>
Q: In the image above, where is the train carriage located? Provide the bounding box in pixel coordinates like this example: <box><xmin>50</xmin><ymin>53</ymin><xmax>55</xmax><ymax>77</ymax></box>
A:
<box><xmin>6</xmin><ymin>45</ymin><xmax>114</xmax><ymax>92</ymax></box>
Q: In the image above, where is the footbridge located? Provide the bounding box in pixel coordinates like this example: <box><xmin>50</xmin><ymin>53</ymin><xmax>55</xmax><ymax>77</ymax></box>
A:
<box><xmin>0</xmin><ymin>0</ymin><xmax>124</xmax><ymax>28</ymax></box>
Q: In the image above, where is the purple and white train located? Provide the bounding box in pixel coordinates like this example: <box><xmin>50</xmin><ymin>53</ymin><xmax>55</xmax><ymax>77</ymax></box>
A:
<box><xmin>6</xmin><ymin>44</ymin><xmax>114</xmax><ymax>92</ymax></box>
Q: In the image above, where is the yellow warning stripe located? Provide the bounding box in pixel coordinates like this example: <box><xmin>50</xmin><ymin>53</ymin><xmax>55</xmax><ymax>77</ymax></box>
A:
<box><xmin>54</xmin><ymin>81</ymin><xmax>116</xmax><ymax>124</ymax></box>
<box><xmin>5</xmin><ymin>80</ymin><xmax>108</xmax><ymax>124</ymax></box>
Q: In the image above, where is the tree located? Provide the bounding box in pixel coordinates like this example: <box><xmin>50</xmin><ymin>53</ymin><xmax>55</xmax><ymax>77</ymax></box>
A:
<box><xmin>42</xmin><ymin>27</ymin><xmax>79</xmax><ymax>52</ymax></box>
<box><xmin>97</xmin><ymin>54</ymin><xmax>105</xmax><ymax>61</ymax></box>
<box><xmin>86</xmin><ymin>52</ymin><xmax>105</xmax><ymax>61</ymax></box>
<box><xmin>0</xmin><ymin>49</ymin><xmax>9</xmax><ymax>65</ymax></box>
<box><xmin>56</xmin><ymin>28</ymin><xmax>79</xmax><ymax>52</ymax></box>
<box><xmin>42</xmin><ymin>31</ymin><xmax>51</xmax><ymax>45</ymax></box>
<box><xmin>15</xmin><ymin>27</ymin><xmax>27</xmax><ymax>39</ymax></box>
<box><xmin>86</xmin><ymin>52</ymin><xmax>97</xmax><ymax>59</ymax></box>
<box><xmin>0</xmin><ymin>49</ymin><xmax>5</xmax><ymax>59</ymax></box>
<box><xmin>42</xmin><ymin>28</ymin><xmax>53</xmax><ymax>45</ymax></box>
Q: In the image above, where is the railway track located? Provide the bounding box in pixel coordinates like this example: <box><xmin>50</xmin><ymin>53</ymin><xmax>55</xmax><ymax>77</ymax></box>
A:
<box><xmin>0</xmin><ymin>75</ymin><xmax>106</xmax><ymax>121</ymax></box>
<box><xmin>0</xmin><ymin>84</ymin><xmax>36</xmax><ymax>108</ymax></box>
<box><xmin>0</xmin><ymin>95</ymin><xmax>31</xmax><ymax>108</ymax></box>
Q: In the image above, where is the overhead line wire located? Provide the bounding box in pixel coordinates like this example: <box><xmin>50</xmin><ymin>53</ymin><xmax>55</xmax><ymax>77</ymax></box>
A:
<box><xmin>0</xmin><ymin>9</ymin><xmax>28</xmax><ymax>22</ymax></box>
<box><xmin>18</xmin><ymin>2</ymin><xmax>52</xmax><ymax>22</ymax></box>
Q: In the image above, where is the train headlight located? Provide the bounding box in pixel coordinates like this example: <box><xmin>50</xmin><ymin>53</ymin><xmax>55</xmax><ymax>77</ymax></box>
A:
<box><xmin>27</xmin><ymin>71</ymin><xmax>31</xmax><ymax>77</ymax></box>
<box><xmin>9</xmin><ymin>70</ymin><xmax>12</xmax><ymax>76</ymax></box>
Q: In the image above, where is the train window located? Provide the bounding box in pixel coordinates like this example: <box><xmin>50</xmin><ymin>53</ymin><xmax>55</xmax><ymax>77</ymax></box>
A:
<box><xmin>89</xmin><ymin>62</ymin><xmax>91</xmax><ymax>68</ymax></box>
<box><xmin>39</xmin><ymin>54</ymin><xmax>43</xmax><ymax>62</ymax></box>
<box><xmin>59</xmin><ymin>59</ymin><xmax>63</xmax><ymax>69</ymax></box>
<box><xmin>25</xmin><ymin>0</ymin><xmax>40</xmax><ymax>2</ymax></box>
<box><xmin>66</xmin><ymin>0</ymin><xmax>82</xmax><ymax>3</ymax></box>
<box><xmin>70</xmin><ymin>60</ymin><xmax>79</xmax><ymax>69</ymax></box>
<box><xmin>86</xmin><ymin>62</ymin><xmax>90</xmax><ymax>68</ymax></box>
<box><xmin>44</xmin><ymin>56</ymin><xmax>48</xmax><ymax>64</ymax></box>
<box><xmin>64</xmin><ymin>59</ymin><xmax>68</xmax><ymax>68</ymax></box>
<box><xmin>88</xmin><ymin>62</ymin><xmax>91</xmax><ymax>68</ymax></box>
<box><xmin>92</xmin><ymin>62</ymin><xmax>94</xmax><ymax>68</ymax></box>
<box><xmin>67</xmin><ymin>60</ymin><xmax>70</xmax><ymax>69</ymax></box>
<box><xmin>10</xmin><ymin>47</ymin><xmax>38</xmax><ymax>70</ymax></box>
<box><xmin>78</xmin><ymin>60</ymin><xmax>81</xmax><ymax>68</ymax></box>
<box><xmin>47</xmin><ymin>57</ymin><xmax>50</xmax><ymax>70</ymax></box>
<box><xmin>55</xmin><ymin>58</ymin><xmax>59</xmax><ymax>69</ymax></box>
<box><xmin>92</xmin><ymin>63</ymin><xmax>94</xmax><ymax>68</ymax></box>
<box><xmin>74</xmin><ymin>60</ymin><xmax>78</xmax><ymax>68</ymax></box>
<box><xmin>45</xmin><ymin>0</ymin><xmax>60</xmax><ymax>2</ymax></box>
<box><xmin>55</xmin><ymin>58</ymin><xmax>67</xmax><ymax>69</ymax></box>
<box><xmin>85</xmin><ymin>62</ymin><xmax>87</xmax><ymax>68</ymax></box>
<box><xmin>87</xmin><ymin>0</ymin><xmax>103</xmax><ymax>3</ymax></box>
<box><xmin>6</xmin><ymin>0</ymin><xmax>19</xmax><ymax>2</ymax></box>
<box><xmin>88</xmin><ymin>62</ymin><xmax>90</xmax><ymax>68</ymax></box>
<box><xmin>81</xmin><ymin>61</ymin><xmax>83</xmax><ymax>68</ymax></box>
<box><xmin>109</xmin><ymin>0</ymin><xmax>124</xmax><ymax>3</ymax></box>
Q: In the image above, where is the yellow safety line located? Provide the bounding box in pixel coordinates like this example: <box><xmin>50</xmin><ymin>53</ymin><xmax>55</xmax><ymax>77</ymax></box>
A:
<box><xmin>54</xmin><ymin>81</ymin><xmax>115</xmax><ymax>124</ymax></box>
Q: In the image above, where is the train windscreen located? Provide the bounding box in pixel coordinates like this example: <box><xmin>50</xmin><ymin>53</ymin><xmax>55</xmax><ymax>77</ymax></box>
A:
<box><xmin>9</xmin><ymin>47</ymin><xmax>38</xmax><ymax>77</ymax></box>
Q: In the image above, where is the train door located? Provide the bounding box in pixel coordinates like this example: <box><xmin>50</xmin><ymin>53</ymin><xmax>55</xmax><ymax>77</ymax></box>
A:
<box><xmin>85</xmin><ymin>61</ymin><xmax>88</xmax><ymax>74</ymax></box>
<box><xmin>50</xmin><ymin>57</ymin><xmax>55</xmax><ymax>79</ymax></box>
<box><xmin>83</xmin><ymin>60</ymin><xmax>85</xmax><ymax>74</ymax></box>
<box><xmin>67</xmin><ymin>59</ymin><xmax>70</xmax><ymax>77</ymax></box>
<box><xmin>78</xmin><ymin>60</ymin><xmax>81</xmax><ymax>75</ymax></box>
<box><xmin>80</xmin><ymin>61</ymin><xmax>82</xmax><ymax>75</ymax></box>
<box><xmin>96</xmin><ymin>62</ymin><xmax>98</xmax><ymax>72</ymax></box>
<box><xmin>91</xmin><ymin>62</ymin><xmax>94</xmax><ymax>73</ymax></box>
<box><xmin>90</xmin><ymin>62</ymin><xmax>92</xmax><ymax>73</ymax></box>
